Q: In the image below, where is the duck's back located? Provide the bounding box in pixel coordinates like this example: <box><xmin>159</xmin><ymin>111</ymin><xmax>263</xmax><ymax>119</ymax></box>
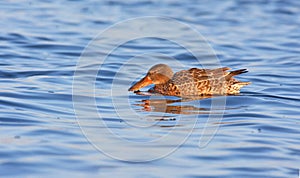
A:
<box><xmin>153</xmin><ymin>67</ymin><xmax>250</xmax><ymax>96</ymax></box>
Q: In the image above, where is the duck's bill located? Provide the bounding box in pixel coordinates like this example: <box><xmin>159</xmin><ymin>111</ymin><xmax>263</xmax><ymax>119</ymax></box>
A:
<box><xmin>128</xmin><ymin>76</ymin><xmax>153</xmax><ymax>91</ymax></box>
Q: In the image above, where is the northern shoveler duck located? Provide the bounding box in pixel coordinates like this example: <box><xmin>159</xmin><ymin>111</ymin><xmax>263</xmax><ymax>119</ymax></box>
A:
<box><xmin>128</xmin><ymin>64</ymin><xmax>250</xmax><ymax>96</ymax></box>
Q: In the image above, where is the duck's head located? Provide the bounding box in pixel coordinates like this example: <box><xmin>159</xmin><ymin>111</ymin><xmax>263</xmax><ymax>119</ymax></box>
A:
<box><xmin>128</xmin><ymin>64</ymin><xmax>174</xmax><ymax>91</ymax></box>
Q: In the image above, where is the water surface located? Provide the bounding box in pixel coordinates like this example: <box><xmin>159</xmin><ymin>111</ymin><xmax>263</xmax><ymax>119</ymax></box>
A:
<box><xmin>1</xmin><ymin>0</ymin><xmax>300</xmax><ymax>177</ymax></box>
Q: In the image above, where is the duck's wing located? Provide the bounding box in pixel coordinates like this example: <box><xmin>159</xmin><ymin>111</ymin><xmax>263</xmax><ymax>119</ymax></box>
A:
<box><xmin>188</xmin><ymin>67</ymin><xmax>231</xmax><ymax>80</ymax></box>
<box><xmin>187</xmin><ymin>67</ymin><xmax>249</xmax><ymax>81</ymax></box>
<box><xmin>171</xmin><ymin>67</ymin><xmax>231</xmax><ymax>81</ymax></box>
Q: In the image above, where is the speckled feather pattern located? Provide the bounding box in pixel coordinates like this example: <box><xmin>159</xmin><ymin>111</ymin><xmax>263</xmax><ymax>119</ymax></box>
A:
<box><xmin>152</xmin><ymin>67</ymin><xmax>250</xmax><ymax>96</ymax></box>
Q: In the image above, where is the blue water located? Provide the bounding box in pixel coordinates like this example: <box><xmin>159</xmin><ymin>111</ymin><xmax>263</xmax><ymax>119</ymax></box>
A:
<box><xmin>1</xmin><ymin>0</ymin><xmax>300</xmax><ymax>177</ymax></box>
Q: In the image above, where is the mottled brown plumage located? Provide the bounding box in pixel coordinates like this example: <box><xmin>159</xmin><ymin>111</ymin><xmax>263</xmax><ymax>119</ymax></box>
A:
<box><xmin>128</xmin><ymin>64</ymin><xmax>250</xmax><ymax>97</ymax></box>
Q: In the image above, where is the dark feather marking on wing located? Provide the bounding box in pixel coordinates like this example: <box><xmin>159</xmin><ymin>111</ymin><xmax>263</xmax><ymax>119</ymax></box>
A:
<box><xmin>225</xmin><ymin>69</ymin><xmax>248</xmax><ymax>81</ymax></box>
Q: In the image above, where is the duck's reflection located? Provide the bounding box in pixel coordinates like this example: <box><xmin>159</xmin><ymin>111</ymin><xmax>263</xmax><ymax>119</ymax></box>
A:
<box><xmin>133</xmin><ymin>91</ymin><xmax>214</xmax><ymax>115</ymax></box>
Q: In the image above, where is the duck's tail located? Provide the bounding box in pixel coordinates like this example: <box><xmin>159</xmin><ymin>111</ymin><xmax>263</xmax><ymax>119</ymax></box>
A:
<box><xmin>225</xmin><ymin>69</ymin><xmax>251</xmax><ymax>94</ymax></box>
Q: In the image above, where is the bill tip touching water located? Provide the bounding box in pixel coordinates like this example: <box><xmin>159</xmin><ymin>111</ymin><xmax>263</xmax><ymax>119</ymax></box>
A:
<box><xmin>128</xmin><ymin>64</ymin><xmax>250</xmax><ymax>96</ymax></box>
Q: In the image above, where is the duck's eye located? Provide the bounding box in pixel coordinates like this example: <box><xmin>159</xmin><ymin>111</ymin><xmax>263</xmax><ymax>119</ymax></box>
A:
<box><xmin>149</xmin><ymin>72</ymin><xmax>156</xmax><ymax>76</ymax></box>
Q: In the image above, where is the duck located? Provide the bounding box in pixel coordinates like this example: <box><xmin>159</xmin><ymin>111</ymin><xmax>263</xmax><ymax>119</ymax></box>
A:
<box><xmin>128</xmin><ymin>64</ymin><xmax>250</xmax><ymax>96</ymax></box>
